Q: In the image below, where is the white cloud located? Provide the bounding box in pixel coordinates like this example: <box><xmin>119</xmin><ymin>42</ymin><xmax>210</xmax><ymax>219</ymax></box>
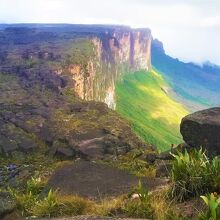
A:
<box><xmin>0</xmin><ymin>0</ymin><xmax>219</xmax><ymax>64</ymax></box>
<box><xmin>200</xmin><ymin>16</ymin><xmax>220</xmax><ymax>28</ymax></box>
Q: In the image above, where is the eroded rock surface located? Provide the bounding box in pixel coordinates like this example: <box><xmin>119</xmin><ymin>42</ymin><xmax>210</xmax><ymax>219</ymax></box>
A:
<box><xmin>180</xmin><ymin>107</ymin><xmax>220</xmax><ymax>155</ymax></box>
<box><xmin>47</xmin><ymin>161</ymin><xmax>166</xmax><ymax>200</ymax></box>
<box><xmin>0</xmin><ymin>192</ymin><xmax>16</xmax><ymax>218</ymax></box>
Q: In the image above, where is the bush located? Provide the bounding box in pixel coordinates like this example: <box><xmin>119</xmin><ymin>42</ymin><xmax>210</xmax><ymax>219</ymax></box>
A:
<box><xmin>170</xmin><ymin>148</ymin><xmax>220</xmax><ymax>201</ymax></box>
<box><xmin>31</xmin><ymin>189</ymin><xmax>58</xmax><ymax>217</ymax></box>
<box><xmin>26</xmin><ymin>177</ymin><xmax>45</xmax><ymax>195</ymax></box>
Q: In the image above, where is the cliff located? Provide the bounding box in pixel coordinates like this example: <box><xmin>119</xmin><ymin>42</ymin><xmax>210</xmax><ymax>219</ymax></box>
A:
<box><xmin>0</xmin><ymin>25</ymin><xmax>151</xmax><ymax>109</ymax></box>
<box><xmin>65</xmin><ymin>27</ymin><xmax>152</xmax><ymax>109</ymax></box>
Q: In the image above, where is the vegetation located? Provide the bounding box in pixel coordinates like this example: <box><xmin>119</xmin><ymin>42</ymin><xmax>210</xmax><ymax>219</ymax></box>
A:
<box><xmin>200</xmin><ymin>193</ymin><xmax>220</xmax><ymax>220</ymax></box>
<box><xmin>100</xmin><ymin>148</ymin><xmax>156</xmax><ymax>177</ymax></box>
<box><xmin>4</xmin><ymin>173</ymin><xmax>179</xmax><ymax>219</ymax></box>
<box><xmin>116</xmin><ymin>69</ymin><xmax>189</xmax><ymax>151</ymax></box>
<box><xmin>170</xmin><ymin>149</ymin><xmax>220</xmax><ymax>201</ymax></box>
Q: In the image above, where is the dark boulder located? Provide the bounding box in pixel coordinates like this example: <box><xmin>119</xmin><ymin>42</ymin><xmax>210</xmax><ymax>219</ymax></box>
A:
<box><xmin>180</xmin><ymin>107</ymin><xmax>220</xmax><ymax>156</ymax></box>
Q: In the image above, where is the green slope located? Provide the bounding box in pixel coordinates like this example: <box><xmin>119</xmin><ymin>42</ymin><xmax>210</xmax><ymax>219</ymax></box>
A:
<box><xmin>116</xmin><ymin>69</ymin><xmax>189</xmax><ymax>151</ymax></box>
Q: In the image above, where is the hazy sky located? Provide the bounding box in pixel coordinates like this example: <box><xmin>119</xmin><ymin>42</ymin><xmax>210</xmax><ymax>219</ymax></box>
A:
<box><xmin>1</xmin><ymin>0</ymin><xmax>220</xmax><ymax>65</ymax></box>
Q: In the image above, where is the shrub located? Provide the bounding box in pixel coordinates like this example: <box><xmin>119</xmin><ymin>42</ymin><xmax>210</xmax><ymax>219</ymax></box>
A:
<box><xmin>26</xmin><ymin>177</ymin><xmax>45</xmax><ymax>195</ymax></box>
<box><xmin>170</xmin><ymin>148</ymin><xmax>220</xmax><ymax>201</ymax></box>
<box><xmin>200</xmin><ymin>193</ymin><xmax>220</xmax><ymax>220</ymax></box>
<box><xmin>31</xmin><ymin>189</ymin><xmax>58</xmax><ymax>217</ymax></box>
<box><xmin>206</xmin><ymin>157</ymin><xmax>220</xmax><ymax>191</ymax></box>
<box><xmin>55</xmin><ymin>195</ymin><xmax>95</xmax><ymax>217</ymax></box>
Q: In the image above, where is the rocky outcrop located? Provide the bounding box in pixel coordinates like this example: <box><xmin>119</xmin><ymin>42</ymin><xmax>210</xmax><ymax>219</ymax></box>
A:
<box><xmin>180</xmin><ymin>107</ymin><xmax>220</xmax><ymax>155</ymax></box>
<box><xmin>0</xmin><ymin>192</ymin><xmax>16</xmax><ymax>218</ymax></box>
<box><xmin>66</xmin><ymin>27</ymin><xmax>152</xmax><ymax>109</ymax></box>
<box><xmin>46</xmin><ymin>161</ymin><xmax>167</xmax><ymax>200</ymax></box>
<box><xmin>0</xmin><ymin>26</ymin><xmax>150</xmax><ymax>157</ymax></box>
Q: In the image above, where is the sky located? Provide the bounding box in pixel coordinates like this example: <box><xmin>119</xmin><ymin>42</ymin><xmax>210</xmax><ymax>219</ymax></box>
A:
<box><xmin>0</xmin><ymin>0</ymin><xmax>220</xmax><ymax>65</ymax></box>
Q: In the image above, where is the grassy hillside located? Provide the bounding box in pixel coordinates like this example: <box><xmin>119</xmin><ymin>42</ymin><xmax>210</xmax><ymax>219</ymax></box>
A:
<box><xmin>151</xmin><ymin>39</ymin><xmax>220</xmax><ymax>111</ymax></box>
<box><xmin>116</xmin><ymin>69</ymin><xmax>189</xmax><ymax>151</ymax></box>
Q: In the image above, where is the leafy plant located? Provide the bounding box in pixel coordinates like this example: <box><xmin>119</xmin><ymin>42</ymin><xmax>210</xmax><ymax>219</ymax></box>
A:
<box><xmin>200</xmin><ymin>193</ymin><xmax>220</xmax><ymax>220</ymax></box>
<box><xmin>26</xmin><ymin>177</ymin><xmax>45</xmax><ymax>195</ymax></box>
<box><xmin>170</xmin><ymin>148</ymin><xmax>210</xmax><ymax>201</ymax></box>
<box><xmin>32</xmin><ymin>189</ymin><xmax>58</xmax><ymax>217</ymax></box>
<box><xmin>134</xmin><ymin>180</ymin><xmax>149</xmax><ymax>203</ymax></box>
<box><xmin>206</xmin><ymin>157</ymin><xmax>220</xmax><ymax>191</ymax></box>
<box><xmin>123</xmin><ymin>181</ymin><xmax>153</xmax><ymax>218</ymax></box>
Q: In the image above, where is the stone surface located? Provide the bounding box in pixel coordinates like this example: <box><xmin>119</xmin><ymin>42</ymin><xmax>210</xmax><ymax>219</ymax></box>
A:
<box><xmin>155</xmin><ymin>160</ymin><xmax>172</xmax><ymax>177</ymax></box>
<box><xmin>180</xmin><ymin>107</ymin><xmax>220</xmax><ymax>155</ymax></box>
<box><xmin>145</xmin><ymin>152</ymin><xmax>157</xmax><ymax>164</ymax></box>
<box><xmin>156</xmin><ymin>151</ymin><xmax>173</xmax><ymax>160</ymax></box>
<box><xmin>47</xmin><ymin>161</ymin><xmax>166</xmax><ymax>200</ymax></box>
<box><xmin>0</xmin><ymin>192</ymin><xmax>16</xmax><ymax>217</ymax></box>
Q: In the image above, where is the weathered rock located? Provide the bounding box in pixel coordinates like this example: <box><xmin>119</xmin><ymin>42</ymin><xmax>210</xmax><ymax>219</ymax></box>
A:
<box><xmin>46</xmin><ymin>161</ymin><xmax>166</xmax><ymax>200</ymax></box>
<box><xmin>0</xmin><ymin>136</ymin><xmax>18</xmax><ymax>153</ymax></box>
<box><xmin>175</xmin><ymin>142</ymin><xmax>191</xmax><ymax>153</ymax></box>
<box><xmin>145</xmin><ymin>152</ymin><xmax>157</xmax><ymax>164</ymax></box>
<box><xmin>156</xmin><ymin>151</ymin><xmax>173</xmax><ymax>160</ymax></box>
<box><xmin>0</xmin><ymin>192</ymin><xmax>16</xmax><ymax>217</ymax></box>
<box><xmin>56</xmin><ymin>147</ymin><xmax>75</xmax><ymax>158</ymax></box>
<box><xmin>18</xmin><ymin>137</ymin><xmax>37</xmax><ymax>152</ymax></box>
<box><xmin>155</xmin><ymin>160</ymin><xmax>172</xmax><ymax>177</ymax></box>
<box><xmin>180</xmin><ymin>107</ymin><xmax>220</xmax><ymax>155</ymax></box>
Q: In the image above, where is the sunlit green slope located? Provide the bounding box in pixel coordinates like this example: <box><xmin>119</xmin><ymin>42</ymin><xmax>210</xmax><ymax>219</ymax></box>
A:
<box><xmin>116</xmin><ymin>69</ymin><xmax>189</xmax><ymax>151</ymax></box>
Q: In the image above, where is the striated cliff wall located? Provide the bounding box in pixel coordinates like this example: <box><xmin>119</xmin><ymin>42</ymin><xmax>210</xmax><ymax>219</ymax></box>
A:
<box><xmin>66</xmin><ymin>28</ymin><xmax>152</xmax><ymax>109</ymax></box>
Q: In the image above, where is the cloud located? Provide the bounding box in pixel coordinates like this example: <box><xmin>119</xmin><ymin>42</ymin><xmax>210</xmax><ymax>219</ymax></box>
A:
<box><xmin>200</xmin><ymin>16</ymin><xmax>220</xmax><ymax>28</ymax></box>
<box><xmin>0</xmin><ymin>0</ymin><xmax>219</xmax><ymax>65</ymax></box>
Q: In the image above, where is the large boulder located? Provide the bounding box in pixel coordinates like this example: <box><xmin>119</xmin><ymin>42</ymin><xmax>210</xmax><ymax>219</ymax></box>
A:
<box><xmin>180</xmin><ymin>107</ymin><xmax>220</xmax><ymax>155</ymax></box>
<box><xmin>46</xmin><ymin>161</ymin><xmax>166</xmax><ymax>200</ymax></box>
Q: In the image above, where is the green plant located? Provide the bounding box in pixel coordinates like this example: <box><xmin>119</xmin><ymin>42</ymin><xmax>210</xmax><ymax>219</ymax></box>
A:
<box><xmin>200</xmin><ymin>193</ymin><xmax>220</xmax><ymax>220</ymax></box>
<box><xmin>26</xmin><ymin>177</ymin><xmax>45</xmax><ymax>195</ymax></box>
<box><xmin>122</xmin><ymin>181</ymin><xmax>153</xmax><ymax>218</ymax></box>
<box><xmin>101</xmin><ymin>149</ymin><xmax>156</xmax><ymax>177</ymax></box>
<box><xmin>206</xmin><ymin>157</ymin><xmax>220</xmax><ymax>191</ymax></box>
<box><xmin>134</xmin><ymin>180</ymin><xmax>149</xmax><ymax>203</ymax></box>
<box><xmin>123</xmin><ymin>199</ymin><xmax>153</xmax><ymax>219</ymax></box>
<box><xmin>8</xmin><ymin>187</ymin><xmax>38</xmax><ymax>216</ymax></box>
<box><xmin>170</xmin><ymin>148</ymin><xmax>209</xmax><ymax>201</ymax></box>
<box><xmin>32</xmin><ymin>189</ymin><xmax>58</xmax><ymax>217</ymax></box>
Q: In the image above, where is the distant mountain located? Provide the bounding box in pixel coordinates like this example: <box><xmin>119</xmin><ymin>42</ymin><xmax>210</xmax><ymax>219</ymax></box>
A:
<box><xmin>151</xmin><ymin>39</ymin><xmax>220</xmax><ymax>111</ymax></box>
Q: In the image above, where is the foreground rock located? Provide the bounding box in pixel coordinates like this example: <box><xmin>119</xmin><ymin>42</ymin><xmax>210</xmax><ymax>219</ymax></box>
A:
<box><xmin>47</xmin><ymin>161</ymin><xmax>166</xmax><ymax>200</ymax></box>
<box><xmin>0</xmin><ymin>192</ymin><xmax>16</xmax><ymax>218</ymax></box>
<box><xmin>180</xmin><ymin>107</ymin><xmax>220</xmax><ymax>155</ymax></box>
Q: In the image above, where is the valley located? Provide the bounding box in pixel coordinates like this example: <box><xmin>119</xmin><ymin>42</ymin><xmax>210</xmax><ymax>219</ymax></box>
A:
<box><xmin>116</xmin><ymin>69</ymin><xmax>189</xmax><ymax>151</ymax></box>
<box><xmin>0</xmin><ymin>24</ymin><xmax>220</xmax><ymax>220</ymax></box>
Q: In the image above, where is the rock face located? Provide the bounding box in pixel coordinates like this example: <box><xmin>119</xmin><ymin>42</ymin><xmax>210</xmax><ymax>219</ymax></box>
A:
<box><xmin>180</xmin><ymin>107</ymin><xmax>220</xmax><ymax>155</ymax></box>
<box><xmin>0</xmin><ymin>192</ymin><xmax>16</xmax><ymax>218</ymax></box>
<box><xmin>47</xmin><ymin>161</ymin><xmax>165</xmax><ymax>200</ymax></box>
<box><xmin>0</xmin><ymin>25</ymin><xmax>150</xmax><ymax>156</ymax></box>
<box><xmin>65</xmin><ymin>27</ymin><xmax>152</xmax><ymax>109</ymax></box>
